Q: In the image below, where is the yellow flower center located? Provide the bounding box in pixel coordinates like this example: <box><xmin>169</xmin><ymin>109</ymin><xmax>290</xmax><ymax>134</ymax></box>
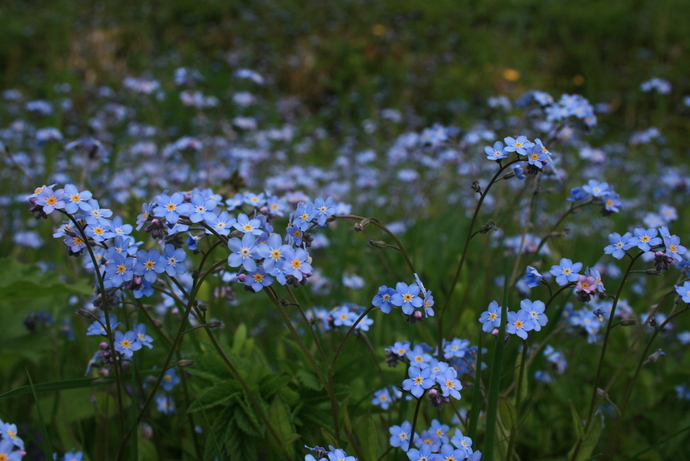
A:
<box><xmin>515</xmin><ymin>320</ymin><xmax>524</xmax><ymax>329</ymax></box>
<box><xmin>117</xmin><ymin>264</ymin><xmax>126</xmax><ymax>274</ymax></box>
<box><xmin>71</xmin><ymin>194</ymin><xmax>81</xmax><ymax>202</ymax></box>
<box><xmin>121</xmin><ymin>340</ymin><xmax>131</xmax><ymax>349</ymax></box>
<box><xmin>166</xmin><ymin>203</ymin><xmax>176</xmax><ymax>211</ymax></box>
<box><xmin>46</xmin><ymin>196</ymin><xmax>57</xmax><ymax>205</ymax></box>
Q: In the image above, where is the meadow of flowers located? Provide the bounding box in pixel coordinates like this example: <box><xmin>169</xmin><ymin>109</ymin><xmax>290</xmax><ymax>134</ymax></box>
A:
<box><xmin>1</xmin><ymin>3</ymin><xmax>690</xmax><ymax>461</ymax></box>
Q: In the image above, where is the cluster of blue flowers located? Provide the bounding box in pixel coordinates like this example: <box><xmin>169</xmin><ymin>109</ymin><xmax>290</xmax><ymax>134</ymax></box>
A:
<box><xmin>604</xmin><ymin>225</ymin><xmax>686</xmax><ymax>267</ymax></box>
<box><xmin>389</xmin><ymin>420</ymin><xmax>481</xmax><ymax>460</ymax></box>
<box><xmin>567</xmin><ymin>179</ymin><xmax>622</xmax><ymax>215</ymax></box>
<box><xmin>478</xmin><ymin>299</ymin><xmax>548</xmax><ymax>340</ymax></box>
<box><xmin>305</xmin><ymin>304</ymin><xmax>374</xmax><ymax>332</ymax></box>
<box><xmin>304</xmin><ymin>445</ymin><xmax>356</xmax><ymax>461</ymax></box>
<box><xmin>372</xmin><ymin>274</ymin><xmax>434</xmax><ymax>322</ymax></box>
<box><xmin>0</xmin><ymin>417</ymin><xmax>24</xmax><ymax>460</ymax></box>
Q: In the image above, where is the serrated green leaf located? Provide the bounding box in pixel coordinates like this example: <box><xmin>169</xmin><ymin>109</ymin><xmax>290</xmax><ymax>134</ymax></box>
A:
<box><xmin>259</xmin><ymin>371</ymin><xmax>289</xmax><ymax>399</ymax></box>
<box><xmin>186</xmin><ymin>382</ymin><xmax>240</xmax><ymax>413</ymax></box>
<box><xmin>354</xmin><ymin>412</ymin><xmax>379</xmax><ymax>461</ymax></box>
<box><xmin>234</xmin><ymin>393</ymin><xmax>265</xmax><ymax>436</ymax></box>
<box><xmin>269</xmin><ymin>396</ymin><xmax>297</xmax><ymax>458</ymax></box>
<box><xmin>278</xmin><ymin>385</ymin><xmax>301</xmax><ymax>407</ymax></box>
<box><xmin>232</xmin><ymin>323</ymin><xmax>248</xmax><ymax>355</ymax></box>
<box><xmin>498</xmin><ymin>397</ymin><xmax>517</xmax><ymax>433</ymax></box>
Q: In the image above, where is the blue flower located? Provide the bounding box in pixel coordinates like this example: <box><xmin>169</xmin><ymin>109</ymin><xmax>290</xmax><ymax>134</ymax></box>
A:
<box><xmin>479</xmin><ymin>301</ymin><xmax>502</xmax><ymax>333</ymax></box>
<box><xmin>512</xmin><ymin>164</ymin><xmax>525</xmax><ymax>180</ymax></box>
<box><xmin>234</xmin><ymin>213</ymin><xmax>263</xmax><ymax>235</ymax></box>
<box><xmin>314</xmin><ymin>197</ymin><xmax>336</xmax><ymax>227</ymax></box>
<box><xmin>256</xmin><ymin>233</ymin><xmax>290</xmax><ymax>273</ymax></box>
<box><xmin>406</xmin><ymin>345</ymin><xmax>433</xmax><ymax>368</ymax></box>
<box><xmin>244</xmin><ymin>267</ymin><xmax>273</xmax><ymax>292</ymax></box>
<box><xmin>627</xmin><ymin>227</ymin><xmax>662</xmax><ymax>252</ymax></box>
<box><xmin>435</xmin><ymin>367</ymin><xmax>462</xmax><ymax>399</ymax></box>
<box><xmin>521</xmin><ymin>266</ymin><xmax>544</xmax><ymax>288</ymax></box>
<box><xmin>506</xmin><ymin>311</ymin><xmax>532</xmax><ymax>339</ymax></box>
<box><xmin>439</xmin><ymin>443</ymin><xmax>466</xmax><ymax>461</ymax></box>
<box><xmin>582</xmin><ymin>179</ymin><xmax>609</xmax><ymax>197</ymax></box>
<box><xmin>281</xmin><ymin>247</ymin><xmax>313</xmax><ymax>281</ymax></box>
<box><xmin>519</xmin><ymin>299</ymin><xmax>548</xmax><ymax>331</ymax></box>
<box><xmin>111</xmin><ymin>216</ymin><xmax>133</xmax><ymax>238</ymax></box>
<box><xmin>567</xmin><ymin>187</ymin><xmax>588</xmax><ymax>202</ymax></box>
<box><xmin>550</xmin><ymin>258</ymin><xmax>583</xmax><ymax>285</ymax></box>
<box><xmin>187</xmin><ymin>192</ymin><xmax>217</xmax><ymax>223</ymax></box>
<box><xmin>133</xmin><ymin>323</ymin><xmax>154</xmax><ymax>349</ymax></box>
<box><xmin>205</xmin><ymin>211</ymin><xmax>235</xmax><ymax>236</ymax></box>
<box><xmin>662</xmin><ymin>231</ymin><xmax>687</xmax><ymax>262</ymax></box>
<box><xmin>503</xmin><ymin>135</ymin><xmax>534</xmax><ymax>156</ymax></box>
<box><xmin>429</xmin><ymin>419</ymin><xmax>450</xmax><ymax>443</ymax></box>
<box><xmin>155</xmin><ymin>393</ymin><xmax>176</xmax><ymax>414</ymax></box>
<box><xmin>1</xmin><ymin>421</ymin><xmax>24</xmax><ymax>451</ymax></box>
<box><xmin>391</xmin><ymin>282</ymin><xmax>423</xmax><ymax>315</ymax></box>
<box><xmin>162</xmin><ymin>244</ymin><xmax>187</xmax><ymax>277</ymax></box>
<box><xmin>35</xmin><ymin>186</ymin><xmax>66</xmax><ymax>215</ymax></box>
<box><xmin>161</xmin><ymin>368</ymin><xmax>181</xmax><ymax>391</ymax></box>
<box><xmin>228</xmin><ymin>233</ymin><xmax>259</xmax><ymax>271</ymax></box>
<box><xmin>104</xmin><ymin>252</ymin><xmax>135</xmax><ymax>288</ymax></box>
<box><xmin>114</xmin><ymin>330</ymin><xmax>142</xmax><ymax>358</ymax></box>
<box><xmin>450</xmin><ymin>429</ymin><xmax>474</xmax><ymax>458</ymax></box>
<box><xmin>153</xmin><ymin>192</ymin><xmax>186</xmax><ymax>223</ymax></box>
<box><xmin>0</xmin><ymin>436</ymin><xmax>24</xmax><ymax>460</ymax></box>
<box><xmin>443</xmin><ymin>338</ymin><xmax>470</xmax><ymax>359</ymax></box>
<box><xmin>402</xmin><ymin>366</ymin><xmax>435</xmax><ymax>398</ymax></box>
<box><xmin>327</xmin><ymin>448</ymin><xmax>356</xmax><ymax>461</ymax></box>
<box><xmin>389</xmin><ymin>421</ymin><xmax>413</xmax><ymax>451</ymax></box>
<box><xmin>484</xmin><ymin>140</ymin><xmax>508</xmax><ymax>161</ymax></box>
<box><xmin>406</xmin><ymin>444</ymin><xmax>438</xmax><ymax>461</ymax></box>
<box><xmin>293</xmin><ymin>202</ymin><xmax>317</xmax><ymax>230</ymax></box>
<box><xmin>134</xmin><ymin>248</ymin><xmax>166</xmax><ymax>283</ymax></box>
<box><xmin>84</xmin><ymin>199</ymin><xmax>113</xmax><ymax>226</ymax></box>
<box><xmin>62</xmin><ymin>449</ymin><xmax>84</xmax><ymax>461</ymax></box>
<box><xmin>86</xmin><ymin>314</ymin><xmax>120</xmax><ymax>336</ymax></box>
<box><xmin>372</xmin><ymin>285</ymin><xmax>396</xmax><ymax>313</ymax></box>
<box><xmin>603</xmin><ymin>232</ymin><xmax>633</xmax><ymax>260</ymax></box>
<box><xmin>675</xmin><ymin>282</ymin><xmax>690</xmax><ymax>303</ymax></box>
<box><xmin>372</xmin><ymin>387</ymin><xmax>396</xmax><ymax>410</ymax></box>
<box><xmin>63</xmin><ymin>184</ymin><xmax>93</xmax><ymax>214</ymax></box>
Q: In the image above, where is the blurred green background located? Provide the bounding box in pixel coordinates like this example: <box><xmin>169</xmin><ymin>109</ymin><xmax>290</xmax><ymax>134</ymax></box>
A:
<box><xmin>2</xmin><ymin>0</ymin><xmax>690</xmax><ymax>127</ymax></box>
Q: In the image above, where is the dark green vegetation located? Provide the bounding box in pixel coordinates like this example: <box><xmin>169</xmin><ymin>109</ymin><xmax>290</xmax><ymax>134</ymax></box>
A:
<box><xmin>1</xmin><ymin>1</ymin><xmax>690</xmax><ymax>461</ymax></box>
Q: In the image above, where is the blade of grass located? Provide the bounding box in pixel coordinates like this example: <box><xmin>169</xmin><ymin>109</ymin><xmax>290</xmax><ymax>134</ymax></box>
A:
<box><xmin>26</xmin><ymin>369</ymin><xmax>54</xmax><ymax>457</ymax></box>
<box><xmin>627</xmin><ymin>425</ymin><xmax>690</xmax><ymax>459</ymax></box>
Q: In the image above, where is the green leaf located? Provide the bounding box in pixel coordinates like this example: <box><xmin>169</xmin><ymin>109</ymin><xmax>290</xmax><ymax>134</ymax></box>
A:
<box><xmin>569</xmin><ymin>400</ymin><xmax>586</xmax><ymax>439</ymax></box>
<box><xmin>232</xmin><ymin>323</ymin><xmax>247</xmax><ymax>355</ymax></box>
<box><xmin>321</xmin><ymin>427</ymin><xmax>339</xmax><ymax>448</ymax></box>
<box><xmin>295</xmin><ymin>369</ymin><xmax>324</xmax><ymax>391</ymax></box>
<box><xmin>498</xmin><ymin>397</ymin><xmax>517</xmax><ymax>433</ymax></box>
<box><xmin>340</xmin><ymin>397</ymin><xmax>353</xmax><ymax>435</ymax></box>
<box><xmin>186</xmin><ymin>382</ymin><xmax>240</xmax><ymax>413</ymax></box>
<box><xmin>567</xmin><ymin>416</ymin><xmax>603</xmax><ymax>461</ymax></box>
<box><xmin>354</xmin><ymin>412</ymin><xmax>379</xmax><ymax>461</ymax></box>
<box><xmin>234</xmin><ymin>393</ymin><xmax>265</xmax><ymax>437</ymax></box>
<box><xmin>0</xmin><ymin>257</ymin><xmax>92</xmax><ymax>301</ymax></box>
<box><xmin>259</xmin><ymin>371</ymin><xmax>289</xmax><ymax>399</ymax></box>
<box><xmin>268</xmin><ymin>396</ymin><xmax>298</xmax><ymax>458</ymax></box>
